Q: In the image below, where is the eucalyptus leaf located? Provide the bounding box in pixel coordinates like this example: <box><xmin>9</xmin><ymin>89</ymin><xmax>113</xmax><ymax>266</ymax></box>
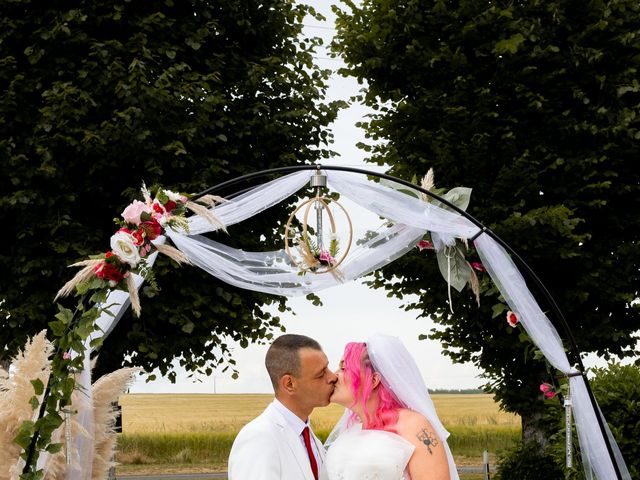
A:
<box><xmin>433</xmin><ymin>187</ymin><xmax>473</xmax><ymax>212</ymax></box>
<box><xmin>436</xmin><ymin>247</ymin><xmax>472</xmax><ymax>292</ymax></box>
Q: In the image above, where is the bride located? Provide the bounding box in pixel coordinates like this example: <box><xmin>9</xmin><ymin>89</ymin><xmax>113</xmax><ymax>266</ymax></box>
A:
<box><xmin>322</xmin><ymin>334</ymin><xmax>459</xmax><ymax>480</ymax></box>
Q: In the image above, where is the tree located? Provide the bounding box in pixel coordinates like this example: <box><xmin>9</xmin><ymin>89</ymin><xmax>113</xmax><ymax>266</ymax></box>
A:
<box><xmin>0</xmin><ymin>0</ymin><xmax>341</xmax><ymax>379</ymax></box>
<box><xmin>332</xmin><ymin>0</ymin><xmax>640</xmax><ymax>446</ymax></box>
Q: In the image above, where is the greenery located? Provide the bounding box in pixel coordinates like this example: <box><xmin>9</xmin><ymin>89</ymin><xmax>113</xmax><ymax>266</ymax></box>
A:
<box><xmin>547</xmin><ymin>362</ymin><xmax>640</xmax><ymax>479</ymax></box>
<box><xmin>0</xmin><ymin>0</ymin><xmax>342</xmax><ymax>382</ymax></box>
<box><xmin>495</xmin><ymin>441</ymin><xmax>564</xmax><ymax>480</ymax></box>
<box><xmin>332</xmin><ymin>0</ymin><xmax>640</xmax><ymax>449</ymax></box>
<box><xmin>590</xmin><ymin>363</ymin><xmax>640</xmax><ymax>479</ymax></box>
<box><xmin>116</xmin><ymin>424</ymin><xmax>520</xmax><ymax>470</ymax></box>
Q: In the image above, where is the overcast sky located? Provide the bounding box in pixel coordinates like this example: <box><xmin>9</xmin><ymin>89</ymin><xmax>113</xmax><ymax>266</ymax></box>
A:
<box><xmin>128</xmin><ymin>0</ymin><xmax>614</xmax><ymax>395</ymax></box>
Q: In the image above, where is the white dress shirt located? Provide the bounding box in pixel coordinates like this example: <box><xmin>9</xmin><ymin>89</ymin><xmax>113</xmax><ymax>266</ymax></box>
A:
<box><xmin>272</xmin><ymin>398</ymin><xmax>321</xmax><ymax>463</ymax></box>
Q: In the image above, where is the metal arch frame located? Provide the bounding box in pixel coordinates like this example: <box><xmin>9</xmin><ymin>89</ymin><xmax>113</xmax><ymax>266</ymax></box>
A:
<box><xmin>193</xmin><ymin>163</ymin><xmax>623</xmax><ymax>479</ymax></box>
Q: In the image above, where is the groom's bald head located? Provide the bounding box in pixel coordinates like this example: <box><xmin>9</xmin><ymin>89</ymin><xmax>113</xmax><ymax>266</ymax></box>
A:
<box><xmin>265</xmin><ymin>334</ymin><xmax>322</xmax><ymax>390</ymax></box>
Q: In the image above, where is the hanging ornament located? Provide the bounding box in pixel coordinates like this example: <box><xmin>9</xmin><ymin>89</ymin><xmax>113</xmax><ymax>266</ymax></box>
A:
<box><xmin>284</xmin><ymin>170</ymin><xmax>352</xmax><ymax>276</ymax></box>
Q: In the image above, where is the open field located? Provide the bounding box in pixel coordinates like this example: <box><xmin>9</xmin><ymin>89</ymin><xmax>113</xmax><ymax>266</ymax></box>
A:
<box><xmin>116</xmin><ymin>393</ymin><xmax>520</xmax><ymax>478</ymax></box>
<box><xmin>119</xmin><ymin>393</ymin><xmax>519</xmax><ymax>433</ymax></box>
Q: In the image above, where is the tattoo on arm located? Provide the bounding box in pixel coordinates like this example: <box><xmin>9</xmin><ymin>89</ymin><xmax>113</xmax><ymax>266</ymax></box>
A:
<box><xmin>416</xmin><ymin>429</ymin><xmax>439</xmax><ymax>454</ymax></box>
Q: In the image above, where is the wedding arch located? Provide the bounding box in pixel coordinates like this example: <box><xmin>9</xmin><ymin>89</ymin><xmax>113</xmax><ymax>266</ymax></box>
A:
<box><xmin>18</xmin><ymin>165</ymin><xmax>630</xmax><ymax>480</ymax></box>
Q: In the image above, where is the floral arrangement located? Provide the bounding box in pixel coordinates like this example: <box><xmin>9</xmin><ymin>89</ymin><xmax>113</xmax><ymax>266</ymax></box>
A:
<box><xmin>55</xmin><ymin>185</ymin><xmax>224</xmax><ymax>316</ymax></box>
<box><xmin>98</xmin><ymin>187</ymin><xmax>188</xmax><ymax>281</ymax></box>
<box><xmin>403</xmin><ymin>169</ymin><xmax>485</xmax><ymax>310</ymax></box>
<box><xmin>297</xmin><ymin>232</ymin><xmax>340</xmax><ymax>275</ymax></box>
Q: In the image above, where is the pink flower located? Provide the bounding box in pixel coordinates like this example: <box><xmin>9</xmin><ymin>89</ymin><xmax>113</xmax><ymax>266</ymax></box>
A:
<box><xmin>417</xmin><ymin>240</ymin><xmax>434</xmax><ymax>251</ymax></box>
<box><xmin>63</xmin><ymin>352</ymin><xmax>71</xmax><ymax>360</ymax></box>
<box><xmin>121</xmin><ymin>200</ymin><xmax>151</xmax><ymax>225</ymax></box>
<box><xmin>470</xmin><ymin>262</ymin><xmax>486</xmax><ymax>272</ymax></box>
<box><xmin>539</xmin><ymin>382</ymin><xmax>552</xmax><ymax>393</ymax></box>
<box><xmin>318</xmin><ymin>250</ymin><xmax>335</xmax><ymax>265</ymax></box>
<box><xmin>540</xmin><ymin>383</ymin><xmax>556</xmax><ymax>398</ymax></box>
<box><xmin>506</xmin><ymin>310</ymin><xmax>519</xmax><ymax>327</ymax></box>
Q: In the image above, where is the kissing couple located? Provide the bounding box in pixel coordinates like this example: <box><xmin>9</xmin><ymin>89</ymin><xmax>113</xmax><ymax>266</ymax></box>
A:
<box><xmin>228</xmin><ymin>333</ymin><xmax>459</xmax><ymax>480</ymax></box>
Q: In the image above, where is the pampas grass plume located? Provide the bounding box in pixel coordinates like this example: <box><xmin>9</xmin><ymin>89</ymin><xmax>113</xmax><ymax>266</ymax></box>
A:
<box><xmin>420</xmin><ymin>168</ymin><xmax>435</xmax><ymax>202</ymax></box>
<box><xmin>154</xmin><ymin>243</ymin><xmax>192</xmax><ymax>266</ymax></box>
<box><xmin>125</xmin><ymin>275</ymin><xmax>141</xmax><ymax>317</ymax></box>
<box><xmin>185</xmin><ymin>201</ymin><xmax>227</xmax><ymax>232</ymax></box>
<box><xmin>91</xmin><ymin>368</ymin><xmax>140</xmax><ymax>479</ymax></box>
<box><xmin>0</xmin><ymin>331</ymin><xmax>53</xmax><ymax>480</ymax></box>
<box><xmin>55</xmin><ymin>260</ymin><xmax>102</xmax><ymax>300</ymax></box>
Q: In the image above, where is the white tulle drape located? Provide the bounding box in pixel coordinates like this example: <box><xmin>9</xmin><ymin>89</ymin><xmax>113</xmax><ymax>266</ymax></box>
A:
<box><xmin>66</xmin><ymin>169</ymin><xmax>628</xmax><ymax>480</ymax></box>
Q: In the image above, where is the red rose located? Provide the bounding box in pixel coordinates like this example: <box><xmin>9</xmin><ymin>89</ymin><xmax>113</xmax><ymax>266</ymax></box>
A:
<box><xmin>132</xmin><ymin>228</ymin><xmax>145</xmax><ymax>246</ymax></box>
<box><xmin>417</xmin><ymin>240</ymin><xmax>434</xmax><ymax>251</ymax></box>
<box><xmin>94</xmin><ymin>262</ymin><xmax>124</xmax><ymax>283</ymax></box>
<box><xmin>141</xmin><ymin>219</ymin><xmax>162</xmax><ymax>240</ymax></box>
<box><xmin>164</xmin><ymin>200</ymin><xmax>177</xmax><ymax>212</ymax></box>
<box><xmin>470</xmin><ymin>262</ymin><xmax>486</xmax><ymax>272</ymax></box>
<box><xmin>152</xmin><ymin>202</ymin><xmax>165</xmax><ymax>214</ymax></box>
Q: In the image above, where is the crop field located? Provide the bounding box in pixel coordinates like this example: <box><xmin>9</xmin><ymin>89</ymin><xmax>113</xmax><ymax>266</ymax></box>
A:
<box><xmin>116</xmin><ymin>393</ymin><xmax>520</xmax><ymax>477</ymax></box>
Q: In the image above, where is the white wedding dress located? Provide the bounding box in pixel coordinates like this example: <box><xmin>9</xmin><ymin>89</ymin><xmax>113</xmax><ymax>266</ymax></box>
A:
<box><xmin>322</xmin><ymin>423</ymin><xmax>415</xmax><ymax>480</ymax></box>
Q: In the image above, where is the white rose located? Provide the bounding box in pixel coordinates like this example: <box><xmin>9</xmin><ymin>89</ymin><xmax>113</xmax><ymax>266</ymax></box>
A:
<box><xmin>111</xmin><ymin>231</ymin><xmax>141</xmax><ymax>267</ymax></box>
<box><xmin>163</xmin><ymin>189</ymin><xmax>183</xmax><ymax>202</ymax></box>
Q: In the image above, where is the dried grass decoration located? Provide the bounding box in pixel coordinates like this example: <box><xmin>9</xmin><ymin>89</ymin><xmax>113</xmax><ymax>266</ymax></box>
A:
<box><xmin>284</xmin><ymin>194</ymin><xmax>352</xmax><ymax>277</ymax></box>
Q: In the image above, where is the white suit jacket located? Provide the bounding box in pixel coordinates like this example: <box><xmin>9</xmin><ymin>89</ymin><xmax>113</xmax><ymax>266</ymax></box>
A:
<box><xmin>228</xmin><ymin>402</ymin><xmax>326</xmax><ymax>479</ymax></box>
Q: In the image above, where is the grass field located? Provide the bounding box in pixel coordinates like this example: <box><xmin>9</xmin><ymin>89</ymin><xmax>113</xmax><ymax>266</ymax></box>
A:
<box><xmin>116</xmin><ymin>393</ymin><xmax>520</xmax><ymax>477</ymax></box>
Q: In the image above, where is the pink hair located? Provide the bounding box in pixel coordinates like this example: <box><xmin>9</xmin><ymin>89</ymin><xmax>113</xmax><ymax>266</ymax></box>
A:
<box><xmin>343</xmin><ymin>342</ymin><xmax>404</xmax><ymax>431</ymax></box>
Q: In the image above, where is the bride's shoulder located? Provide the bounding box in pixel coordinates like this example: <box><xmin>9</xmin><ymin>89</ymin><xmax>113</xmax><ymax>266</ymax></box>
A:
<box><xmin>396</xmin><ymin>408</ymin><xmax>429</xmax><ymax>426</ymax></box>
<box><xmin>394</xmin><ymin>409</ymin><xmax>436</xmax><ymax>440</ymax></box>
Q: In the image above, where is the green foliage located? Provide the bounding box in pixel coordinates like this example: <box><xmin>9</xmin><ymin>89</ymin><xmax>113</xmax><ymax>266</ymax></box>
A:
<box><xmin>589</xmin><ymin>363</ymin><xmax>640</xmax><ymax>478</ymax></box>
<box><xmin>495</xmin><ymin>441</ymin><xmax>564</xmax><ymax>480</ymax></box>
<box><xmin>547</xmin><ymin>363</ymin><xmax>640</xmax><ymax>479</ymax></box>
<box><xmin>1</xmin><ymin>1</ymin><xmax>341</xmax><ymax>380</ymax></box>
<box><xmin>332</xmin><ymin>0</ymin><xmax>640</xmax><ymax>433</ymax></box>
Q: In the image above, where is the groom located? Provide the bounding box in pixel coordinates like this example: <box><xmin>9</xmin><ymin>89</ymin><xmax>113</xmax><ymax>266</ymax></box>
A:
<box><xmin>228</xmin><ymin>334</ymin><xmax>337</xmax><ymax>479</ymax></box>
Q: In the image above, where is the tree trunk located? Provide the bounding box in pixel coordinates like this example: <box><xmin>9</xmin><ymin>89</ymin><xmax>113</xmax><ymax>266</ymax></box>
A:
<box><xmin>522</xmin><ymin>409</ymin><xmax>548</xmax><ymax>453</ymax></box>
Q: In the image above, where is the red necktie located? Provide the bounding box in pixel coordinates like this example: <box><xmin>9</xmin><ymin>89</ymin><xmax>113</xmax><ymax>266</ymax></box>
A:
<box><xmin>302</xmin><ymin>426</ymin><xmax>319</xmax><ymax>480</ymax></box>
